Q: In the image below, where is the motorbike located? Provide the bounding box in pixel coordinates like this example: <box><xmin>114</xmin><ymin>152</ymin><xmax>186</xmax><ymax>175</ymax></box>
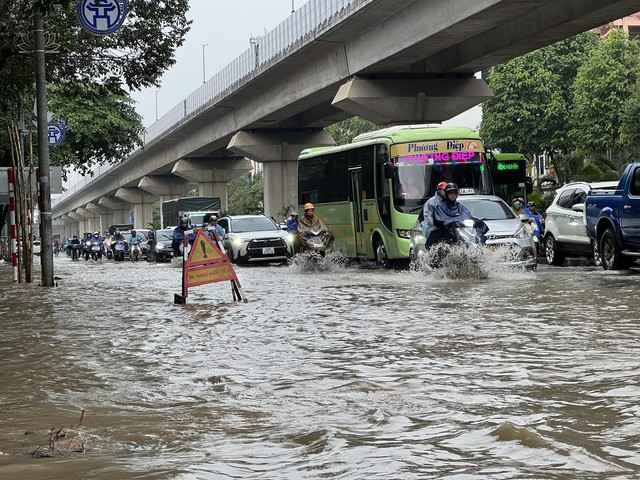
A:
<box><xmin>83</xmin><ymin>239</ymin><xmax>92</xmax><ymax>260</ymax></box>
<box><xmin>426</xmin><ymin>219</ymin><xmax>488</xmax><ymax>278</ymax></box>
<box><xmin>129</xmin><ymin>239</ymin><xmax>142</xmax><ymax>261</ymax></box>
<box><xmin>84</xmin><ymin>239</ymin><xmax>103</xmax><ymax>261</ymax></box>
<box><xmin>69</xmin><ymin>243</ymin><xmax>81</xmax><ymax>261</ymax></box>
<box><xmin>112</xmin><ymin>239</ymin><xmax>128</xmax><ymax>262</ymax></box>
<box><xmin>299</xmin><ymin>229</ymin><xmax>330</xmax><ymax>256</ymax></box>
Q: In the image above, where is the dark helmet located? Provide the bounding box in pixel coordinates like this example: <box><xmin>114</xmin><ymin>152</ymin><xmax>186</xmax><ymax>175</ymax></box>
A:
<box><xmin>527</xmin><ymin>201</ymin><xmax>536</xmax><ymax>208</ymax></box>
<box><xmin>115</xmin><ymin>229</ymin><xmax>121</xmax><ymax>235</ymax></box>
<box><xmin>131</xmin><ymin>229</ymin><xmax>136</xmax><ymax>235</ymax></box>
<box><xmin>444</xmin><ymin>182</ymin><xmax>459</xmax><ymax>193</ymax></box>
<box><xmin>209</xmin><ymin>215</ymin><xmax>218</xmax><ymax>222</ymax></box>
<box><xmin>180</xmin><ymin>216</ymin><xmax>188</xmax><ymax>224</ymax></box>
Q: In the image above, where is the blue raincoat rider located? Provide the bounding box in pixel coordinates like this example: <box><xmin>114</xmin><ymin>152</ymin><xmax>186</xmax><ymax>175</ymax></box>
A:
<box><xmin>422</xmin><ymin>181</ymin><xmax>447</xmax><ymax>239</ymax></box>
<box><xmin>427</xmin><ymin>183</ymin><xmax>489</xmax><ymax>247</ymax></box>
<box><xmin>172</xmin><ymin>216</ymin><xmax>195</xmax><ymax>256</ymax></box>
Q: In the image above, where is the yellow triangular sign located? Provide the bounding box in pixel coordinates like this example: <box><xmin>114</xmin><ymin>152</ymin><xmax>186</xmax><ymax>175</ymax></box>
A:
<box><xmin>186</xmin><ymin>230</ymin><xmax>224</xmax><ymax>266</ymax></box>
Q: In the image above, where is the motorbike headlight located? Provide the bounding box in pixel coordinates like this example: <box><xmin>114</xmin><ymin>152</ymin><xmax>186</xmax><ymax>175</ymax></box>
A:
<box><xmin>412</xmin><ymin>232</ymin><xmax>426</xmax><ymax>245</ymax></box>
<box><xmin>462</xmin><ymin>219</ymin><xmax>475</xmax><ymax>228</ymax></box>
<box><xmin>397</xmin><ymin>229</ymin><xmax>411</xmax><ymax>239</ymax></box>
<box><xmin>156</xmin><ymin>244</ymin><xmax>165</xmax><ymax>250</ymax></box>
<box><xmin>285</xmin><ymin>233</ymin><xmax>296</xmax><ymax>244</ymax></box>
<box><xmin>513</xmin><ymin>225</ymin><xmax>530</xmax><ymax>239</ymax></box>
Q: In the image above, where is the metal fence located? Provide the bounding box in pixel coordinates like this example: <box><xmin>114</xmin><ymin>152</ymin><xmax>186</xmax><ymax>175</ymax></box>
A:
<box><xmin>53</xmin><ymin>0</ymin><xmax>371</xmax><ymax>207</ymax></box>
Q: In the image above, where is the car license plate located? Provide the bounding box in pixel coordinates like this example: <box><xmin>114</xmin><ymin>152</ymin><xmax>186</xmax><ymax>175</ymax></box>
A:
<box><xmin>262</xmin><ymin>247</ymin><xmax>275</xmax><ymax>254</ymax></box>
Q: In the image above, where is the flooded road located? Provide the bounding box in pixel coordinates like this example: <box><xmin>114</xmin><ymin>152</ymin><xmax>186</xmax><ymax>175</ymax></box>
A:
<box><xmin>1</xmin><ymin>255</ymin><xmax>639</xmax><ymax>479</ymax></box>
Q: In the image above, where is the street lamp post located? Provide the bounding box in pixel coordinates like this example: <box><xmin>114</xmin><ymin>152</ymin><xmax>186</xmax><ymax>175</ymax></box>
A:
<box><xmin>202</xmin><ymin>44</ymin><xmax>209</xmax><ymax>84</ymax></box>
<box><xmin>292</xmin><ymin>1</ymin><xmax>295</xmax><ymax>14</ymax></box>
<box><xmin>155</xmin><ymin>89</ymin><xmax>160</xmax><ymax>121</ymax></box>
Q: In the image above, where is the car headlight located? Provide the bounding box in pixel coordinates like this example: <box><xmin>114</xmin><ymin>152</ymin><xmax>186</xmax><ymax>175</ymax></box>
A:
<box><xmin>513</xmin><ymin>225</ymin><xmax>531</xmax><ymax>239</ymax></box>
<box><xmin>231</xmin><ymin>236</ymin><xmax>245</xmax><ymax>247</ymax></box>
<box><xmin>397</xmin><ymin>229</ymin><xmax>411</xmax><ymax>239</ymax></box>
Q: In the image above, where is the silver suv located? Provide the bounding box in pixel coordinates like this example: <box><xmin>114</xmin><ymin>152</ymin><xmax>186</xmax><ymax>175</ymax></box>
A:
<box><xmin>544</xmin><ymin>181</ymin><xmax>618</xmax><ymax>266</ymax></box>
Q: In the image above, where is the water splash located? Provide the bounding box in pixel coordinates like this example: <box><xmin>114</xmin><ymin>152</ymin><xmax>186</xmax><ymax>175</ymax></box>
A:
<box><xmin>411</xmin><ymin>243</ymin><xmax>535</xmax><ymax>280</ymax></box>
<box><xmin>289</xmin><ymin>251</ymin><xmax>349</xmax><ymax>273</ymax></box>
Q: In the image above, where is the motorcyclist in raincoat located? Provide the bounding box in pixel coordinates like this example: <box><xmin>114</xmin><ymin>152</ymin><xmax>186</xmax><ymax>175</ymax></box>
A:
<box><xmin>172</xmin><ymin>216</ymin><xmax>195</xmax><ymax>257</ymax></box>
<box><xmin>422</xmin><ymin>181</ymin><xmax>447</xmax><ymax>239</ymax></box>
<box><xmin>427</xmin><ymin>183</ymin><xmax>489</xmax><ymax>247</ymax></box>
<box><xmin>297</xmin><ymin>203</ymin><xmax>334</xmax><ymax>252</ymax></box>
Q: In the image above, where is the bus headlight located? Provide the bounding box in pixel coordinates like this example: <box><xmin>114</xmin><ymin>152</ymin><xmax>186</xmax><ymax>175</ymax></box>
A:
<box><xmin>397</xmin><ymin>229</ymin><xmax>411</xmax><ymax>239</ymax></box>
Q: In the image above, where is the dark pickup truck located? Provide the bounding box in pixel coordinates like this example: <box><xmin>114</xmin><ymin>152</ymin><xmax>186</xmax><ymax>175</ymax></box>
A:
<box><xmin>584</xmin><ymin>163</ymin><xmax>640</xmax><ymax>270</ymax></box>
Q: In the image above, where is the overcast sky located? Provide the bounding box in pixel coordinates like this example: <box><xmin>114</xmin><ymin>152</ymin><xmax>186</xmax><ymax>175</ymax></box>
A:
<box><xmin>131</xmin><ymin>0</ymin><xmax>295</xmax><ymax>126</ymax></box>
<box><xmin>131</xmin><ymin>0</ymin><xmax>481</xmax><ymax>130</ymax></box>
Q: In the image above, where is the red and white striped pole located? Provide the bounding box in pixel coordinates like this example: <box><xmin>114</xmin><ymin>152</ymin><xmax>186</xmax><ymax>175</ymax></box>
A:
<box><xmin>8</xmin><ymin>168</ymin><xmax>18</xmax><ymax>283</ymax></box>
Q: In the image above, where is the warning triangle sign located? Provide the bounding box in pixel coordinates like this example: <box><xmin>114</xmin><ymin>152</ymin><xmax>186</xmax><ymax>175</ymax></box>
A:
<box><xmin>186</xmin><ymin>230</ymin><xmax>225</xmax><ymax>266</ymax></box>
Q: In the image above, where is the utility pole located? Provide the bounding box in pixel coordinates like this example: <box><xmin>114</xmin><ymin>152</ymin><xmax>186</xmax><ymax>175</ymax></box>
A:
<box><xmin>34</xmin><ymin>11</ymin><xmax>54</xmax><ymax>287</ymax></box>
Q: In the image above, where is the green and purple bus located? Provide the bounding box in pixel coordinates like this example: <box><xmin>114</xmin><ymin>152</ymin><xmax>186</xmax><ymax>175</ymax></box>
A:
<box><xmin>298</xmin><ymin>125</ymin><xmax>493</xmax><ymax>266</ymax></box>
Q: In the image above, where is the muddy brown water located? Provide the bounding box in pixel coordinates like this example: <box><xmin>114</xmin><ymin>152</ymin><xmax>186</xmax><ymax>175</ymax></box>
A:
<box><xmin>0</xmin><ymin>254</ymin><xmax>639</xmax><ymax>479</ymax></box>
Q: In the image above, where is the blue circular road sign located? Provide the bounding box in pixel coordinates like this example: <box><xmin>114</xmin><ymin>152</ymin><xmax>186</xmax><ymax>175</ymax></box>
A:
<box><xmin>77</xmin><ymin>0</ymin><xmax>129</xmax><ymax>36</ymax></box>
<box><xmin>48</xmin><ymin>121</ymin><xmax>66</xmax><ymax>147</ymax></box>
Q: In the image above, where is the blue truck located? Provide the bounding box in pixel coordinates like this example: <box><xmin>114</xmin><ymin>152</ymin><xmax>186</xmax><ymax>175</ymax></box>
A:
<box><xmin>584</xmin><ymin>163</ymin><xmax>640</xmax><ymax>270</ymax></box>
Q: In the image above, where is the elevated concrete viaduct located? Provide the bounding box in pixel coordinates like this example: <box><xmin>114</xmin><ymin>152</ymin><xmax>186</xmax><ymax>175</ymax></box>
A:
<box><xmin>52</xmin><ymin>0</ymin><xmax>640</xmax><ymax>239</ymax></box>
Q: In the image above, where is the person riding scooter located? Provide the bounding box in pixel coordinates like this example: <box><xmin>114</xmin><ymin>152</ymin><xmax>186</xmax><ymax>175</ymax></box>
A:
<box><xmin>128</xmin><ymin>229</ymin><xmax>144</xmax><ymax>261</ymax></box>
<box><xmin>427</xmin><ymin>183</ymin><xmax>489</xmax><ymax>247</ymax></box>
<box><xmin>297</xmin><ymin>203</ymin><xmax>334</xmax><ymax>254</ymax></box>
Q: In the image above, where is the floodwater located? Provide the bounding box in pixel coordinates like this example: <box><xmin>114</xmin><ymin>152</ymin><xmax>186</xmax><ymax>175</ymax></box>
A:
<box><xmin>0</xmin><ymin>253</ymin><xmax>639</xmax><ymax>479</ymax></box>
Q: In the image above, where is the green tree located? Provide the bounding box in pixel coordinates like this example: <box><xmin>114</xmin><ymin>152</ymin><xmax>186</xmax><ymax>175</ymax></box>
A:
<box><xmin>325</xmin><ymin>117</ymin><xmax>378</xmax><ymax>145</ymax></box>
<box><xmin>0</xmin><ymin>0</ymin><xmax>190</xmax><ymax>169</ymax></box>
<box><xmin>48</xmin><ymin>82</ymin><xmax>144</xmax><ymax>175</ymax></box>
<box><xmin>571</xmin><ymin>29</ymin><xmax>640</xmax><ymax>158</ymax></box>
<box><xmin>227</xmin><ymin>173</ymin><xmax>264</xmax><ymax>215</ymax></box>
<box><xmin>480</xmin><ymin>33</ymin><xmax>597</xmax><ymax>156</ymax></box>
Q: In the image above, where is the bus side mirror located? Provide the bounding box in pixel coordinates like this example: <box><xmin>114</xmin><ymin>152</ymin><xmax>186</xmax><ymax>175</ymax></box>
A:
<box><xmin>383</xmin><ymin>162</ymin><xmax>395</xmax><ymax>179</ymax></box>
<box><xmin>526</xmin><ymin>177</ymin><xmax>533</xmax><ymax>195</ymax></box>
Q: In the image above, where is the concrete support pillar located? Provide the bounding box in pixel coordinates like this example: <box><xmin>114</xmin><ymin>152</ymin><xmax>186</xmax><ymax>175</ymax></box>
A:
<box><xmin>171</xmin><ymin>158</ymin><xmax>252</xmax><ymax>213</ymax></box>
<box><xmin>198</xmin><ymin>182</ymin><xmax>228</xmax><ymax>207</ymax></box>
<box><xmin>114</xmin><ymin>188</ymin><xmax>157</xmax><ymax>229</ymax></box>
<box><xmin>98</xmin><ymin>196</ymin><xmax>133</xmax><ymax>227</ymax></box>
<box><xmin>227</xmin><ymin>131</ymin><xmax>335</xmax><ymax>218</ymax></box>
<box><xmin>75</xmin><ymin>207</ymin><xmax>99</xmax><ymax>233</ymax></box>
<box><xmin>86</xmin><ymin>202</ymin><xmax>110</xmax><ymax>234</ymax></box>
<box><xmin>332</xmin><ymin>77</ymin><xmax>493</xmax><ymax>125</ymax></box>
<box><xmin>137</xmin><ymin>176</ymin><xmax>195</xmax><ymax>228</ymax></box>
<box><xmin>68</xmin><ymin>212</ymin><xmax>88</xmax><ymax>235</ymax></box>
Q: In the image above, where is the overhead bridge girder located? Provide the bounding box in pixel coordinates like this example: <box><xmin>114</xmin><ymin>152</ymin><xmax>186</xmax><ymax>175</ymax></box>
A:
<box><xmin>332</xmin><ymin>78</ymin><xmax>493</xmax><ymax>125</ymax></box>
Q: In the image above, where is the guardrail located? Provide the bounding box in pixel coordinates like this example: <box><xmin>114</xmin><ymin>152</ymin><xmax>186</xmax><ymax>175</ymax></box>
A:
<box><xmin>53</xmin><ymin>0</ymin><xmax>371</xmax><ymax>208</ymax></box>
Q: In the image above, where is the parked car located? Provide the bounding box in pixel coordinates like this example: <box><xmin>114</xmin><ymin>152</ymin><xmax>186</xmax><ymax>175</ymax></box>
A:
<box><xmin>409</xmin><ymin>195</ymin><xmax>537</xmax><ymax>269</ymax></box>
<box><xmin>544</xmin><ymin>181</ymin><xmax>618</xmax><ymax>266</ymax></box>
<box><xmin>146</xmin><ymin>228</ymin><xmax>175</xmax><ymax>262</ymax></box>
<box><xmin>216</xmin><ymin>215</ymin><xmax>294</xmax><ymax>265</ymax></box>
<box><xmin>585</xmin><ymin>163</ymin><xmax>640</xmax><ymax>270</ymax></box>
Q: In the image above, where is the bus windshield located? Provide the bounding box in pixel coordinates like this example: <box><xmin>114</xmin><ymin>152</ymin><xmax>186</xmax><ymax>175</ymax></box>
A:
<box><xmin>391</xmin><ymin>140</ymin><xmax>491</xmax><ymax>211</ymax></box>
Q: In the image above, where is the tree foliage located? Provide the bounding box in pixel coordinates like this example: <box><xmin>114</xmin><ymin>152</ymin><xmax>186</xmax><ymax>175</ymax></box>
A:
<box><xmin>325</xmin><ymin>117</ymin><xmax>378</xmax><ymax>145</ymax></box>
<box><xmin>48</xmin><ymin>82</ymin><xmax>144</xmax><ymax>175</ymax></box>
<box><xmin>571</xmin><ymin>28</ymin><xmax>640</xmax><ymax>156</ymax></box>
<box><xmin>0</xmin><ymin>0</ymin><xmax>191</xmax><ymax>171</ymax></box>
<box><xmin>480</xmin><ymin>33</ymin><xmax>597</xmax><ymax>156</ymax></box>
<box><xmin>227</xmin><ymin>173</ymin><xmax>264</xmax><ymax>216</ymax></box>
